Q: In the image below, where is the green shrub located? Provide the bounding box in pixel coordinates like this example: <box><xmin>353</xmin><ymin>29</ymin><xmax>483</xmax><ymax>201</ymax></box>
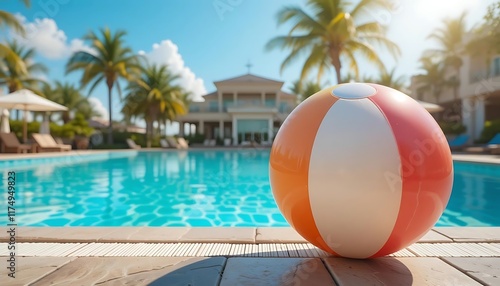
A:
<box><xmin>50</xmin><ymin>123</ymin><xmax>75</xmax><ymax>138</ymax></box>
<box><xmin>9</xmin><ymin>120</ymin><xmax>41</xmax><ymax>140</ymax></box>
<box><xmin>92</xmin><ymin>143</ymin><xmax>128</xmax><ymax>149</ymax></box>
<box><xmin>68</xmin><ymin>113</ymin><xmax>94</xmax><ymax>137</ymax></box>
<box><xmin>184</xmin><ymin>133</ymin><xmax>205</xmax><ymax>144</ymax></box>
<box><xmin>479</xmin><ymin>119</ymin><xmax>500</xmax><ymax>143</ymax></box>
<box><xmin>438</xmin><ymin>121</ymin><xmax>466</xmax><ymax>135</ymax></box>
<box><xmin>9</xmin><ymin>115</ymin><xmax>94</xmax><ymax>140</ymax></box>
<box><xmin>93</xmin><ymin>130</ymin><xmax>149</xmax><ymax>147</ymax></box>
<box><xmin>216</xmin><ymin>136</ymin><xmax>223</xmax><ymax>146</ymax></box>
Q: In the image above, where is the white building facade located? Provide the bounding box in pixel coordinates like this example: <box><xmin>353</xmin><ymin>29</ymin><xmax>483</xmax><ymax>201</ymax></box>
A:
<box><xmin>175</xmin><ymin>74</ymin><xmax>298</xmax><ymax>145</ymax></box>
<box><xmin>409</xmin><ymin>49</ymin><xmax>500</xmax><ymax>141</ymax></box>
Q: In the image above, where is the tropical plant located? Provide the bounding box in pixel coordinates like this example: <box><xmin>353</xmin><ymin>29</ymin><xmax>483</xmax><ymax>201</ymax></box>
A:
<box><xmin>0</xmin><ymin>0</ymin><xmax>30</xmax><ymax>33</ymax></box>
<box><xmin>289</xmin><ymin>79</ymin><xmax>303</xmax><ymax>98</ymax></box>
<box><xmin>123</xmin><ymin>64</ymin><xmax>188</xmax><ymax>147</ymax></box>
<box><xmin>478</xmin><ymin>1</ymin><xmax>500</xmax><ymax>54</ymax></box>
<box><xmin>289</xmin><ymin>79</ymin><xmax>323</xmax><ymax>101</ymax></box>
<box><xmin>340</xmin><ymin>72</ymin><xmax>359</xmax><ymax>83</ymax></box>
<box><xmin>49</xmin><ymin>81</ymin><xmax>93</xmax><ymax>123</ymax></box>
<box><xmin>427</xmin><ymin>12</ymin><xmax>468</xmax><ymax>100</ymax></box>
<box><xmin>0</xmin><ymin>0</ymin><xmax>30</xmax><ymax>74</ymax></box>
<box><xmin>364</xmin><ymin>67</ymin><xmax>406</xmax><ymax>90</ymax></box>
<box><xmin>75</xmin><ymin>100</ymin><xmax>101</xmax><ymax>120</ymax></box>
<box><xmin>66</xmin><ymin>27</ymin><xmax>141</xmax><ymax>144</ymax></box>
<box><xmin>0</xmin><ymin>41</ymin><xmax>47</xmax><ymax>119</ymax></box>
<box><xmin>467</xmin><ymin>1</ymin><xmax>500</xmax><ymax>78</ymax></box>
<box><xmin>414</xmin><ymin>56</ymin><xmax>447</xmax><ymax>102</ymax></box>
<box><xmin>0</xmin><ymin>41</ymin><xmax>47</xmax><ymax>93</ymax></box>
<box><xmin>266</xmin><ymin>0</ymin><xmax>400</xmax><ymax>84</ymax></box>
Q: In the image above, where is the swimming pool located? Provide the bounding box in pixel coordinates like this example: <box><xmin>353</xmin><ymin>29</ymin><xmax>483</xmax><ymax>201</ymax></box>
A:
<box><xmin>0</xmin><ymin>150</ymin><xmax>499</xmax><ymax>227</ymax></box>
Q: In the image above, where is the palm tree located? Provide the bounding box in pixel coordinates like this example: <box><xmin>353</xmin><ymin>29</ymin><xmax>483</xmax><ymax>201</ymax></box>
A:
<box><xmin>467</xmin><ymin>2</ymin><xmax>500</xmax><ymax>78</ymax></box>
<box><xmin>0</xmin><ymin>0</ymin><xmax>30</xmax><ymax>74</ymax></box>
<box><xmin>415</xmin><ymin>56</ymin><xmax>447</xmax><ymax>102</ymax></box>
<box><xmin>289</xmin><ymin>79</ymin><xmax>302</xmax><ymax>94</ymax></box>
<box><xmin>75</xmin><ymin>100</ymin><xmax>101</xmax><ymax>120</ymax></box>
<box><xmin>66</xmin><ymin>27</ymin><xmax>141</xmax><ymax>144</ymax></box>
<box><xmin>155</xmin><ymin>90</ymin><xmax>192</xmax><ymax>137</ymax></box>
<box><xmin>0</xmin><ymin>41</ymin><xmax>47</xmax><ymax>119</ymax></box>
<box><xmin>266</xmin><ymin>0</ymin><xmax>400</xmax><ymax>84</ymax></box>
<box><xmin>0</xmin><ymin>0</ymin><xmax>30</xmax><ymax>34</ymax></box>
<box><xmin>0</xmin><ymin>41</ymin><xmax>47</xmax><ymax>92</ymax></box>
<box><xmin>289</xmin><ymin>79</ymin><xmax>323</xmax><ymax>101</ymax></box>
<box><xmin>123</xmin><ymin>64</ymin><xmax>188</xmax><ymax>147</ymax></box>
<box><xmin>427</xmin><ymin>12</ymin><xmax>468</xmax><ymax>101</ymax></box>
<box><xmin>340</xmin><ymin>72</ymin><xmax>360</xmax><ymax>83</ymax></box>
<box><xmin>366</xmin><ymin>67</ymin><xmax>406</xmax><ymax>90</ymax></box>
<box><xmin>50</xmin><ymin>81</ymin><xmax>89</xmax><ymax>123</ymax></box>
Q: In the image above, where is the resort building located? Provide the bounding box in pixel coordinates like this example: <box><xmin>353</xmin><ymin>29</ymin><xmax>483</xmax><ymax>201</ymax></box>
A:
<box><xmin>175</xmin><ymin>74</ymin><xmax>298</xmax><ymax>145</ymax></box>
<box><xmin>409</xmin><ymin>41</ymin><xmax>500</xmax><ymax>141</ymax></box>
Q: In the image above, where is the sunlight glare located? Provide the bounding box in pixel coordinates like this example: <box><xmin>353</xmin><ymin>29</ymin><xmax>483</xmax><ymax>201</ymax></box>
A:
<box><xmin>416</xmin><ymin>0</ymin><xmax>479</xmax><ymax>19</ymax></box>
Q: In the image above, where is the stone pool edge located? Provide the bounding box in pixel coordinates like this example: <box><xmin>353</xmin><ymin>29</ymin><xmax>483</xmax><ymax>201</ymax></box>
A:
<box><xmin>1</xmin><ymin>227</ymin><xmax>500</xmax><ymax>244</ymax></box>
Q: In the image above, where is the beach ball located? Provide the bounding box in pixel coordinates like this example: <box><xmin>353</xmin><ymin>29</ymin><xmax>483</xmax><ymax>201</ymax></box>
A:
<box><xmin>269</xmin><ymin>83</ymin><xmax>453</xmax><ymax>259</ymax></box>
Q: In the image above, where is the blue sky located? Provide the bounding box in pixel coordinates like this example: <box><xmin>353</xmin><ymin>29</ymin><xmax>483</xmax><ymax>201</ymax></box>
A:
<box><xmin>1</xmin><ymin>0</ymin><xmax>495</xmax><ymax>123</ymax></box>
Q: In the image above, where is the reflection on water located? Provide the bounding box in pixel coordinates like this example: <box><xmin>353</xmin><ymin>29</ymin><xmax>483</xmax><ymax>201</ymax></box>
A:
<box><xmin>0</xmin><ymin>150</ymin><xmax>287</xmax><ymax>227</ymax></box>
<box><xmin>0</xmin><ymin>152</ymin><xmax>498</xmax><ymax>226</ymax></box>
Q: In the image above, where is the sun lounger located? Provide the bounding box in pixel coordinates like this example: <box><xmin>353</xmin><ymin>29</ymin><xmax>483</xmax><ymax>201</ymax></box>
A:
<box><xmin>448</xmin><ymin>134</ymin><xmax>469</xmax><ymax>151</ymax></box>
<box><xmin>160</xmin><ymin>139</ymin><xmax>170</xmax><ymax>148</ymax></box>
<box><xmin>465</xmin><ymin>133</ymin><xmax>500</xmax><ymax>153</ymax></box>
<box><xmin>240</xmin><ymin>141</ymin><xmax>252</xmax><ymax>147</ymax></box>
<box><xmin>0</xmin><ymin>132</ymin><xmax>32</xmax><ymax>153</ymax></box>
<box><xmin>126</xmin><ymin>138</ymin><xmax>141</xmax><ymax>149</ymax></box>
<box><xmin>485</xmin><ymin>134</ymin><xmax>500</xmax><ymax>154</ymax></box>
<box><xmin>166</xmin><ymin>137</ymin><xmax>179</xmax><ymax>149</ymax></box>
<box><xmin>488</xmin><ymin>133</ymin><xmax>500</xmax><ymax>145</ymax></box>
<box><xmin>490</xmin><ymin>144</ymin><xmax>500</xmax><ymax>155</ymax></box>
<box><xmin>32</xmin><ymin>133</ymin><xmax>71</xmax><ymax>152</ymax></box>
<box><xmin>177</xmin><ymin>137</ymin><xmax>189</xmax><ymax>149</ymax></box>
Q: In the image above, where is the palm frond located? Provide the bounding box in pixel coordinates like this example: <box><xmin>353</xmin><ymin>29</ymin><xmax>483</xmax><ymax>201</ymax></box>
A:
<box><xmin>0</xmin><ymin>10</ymin><xmax>25</xmax><ymax>35</ymax></box>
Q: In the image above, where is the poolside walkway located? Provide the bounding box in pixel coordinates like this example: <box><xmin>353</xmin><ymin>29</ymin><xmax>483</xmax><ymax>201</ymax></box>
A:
<box><xmin>1</xmin><ymin>227</ymin><xmax>499</xmax><ymax>285</ymax></box>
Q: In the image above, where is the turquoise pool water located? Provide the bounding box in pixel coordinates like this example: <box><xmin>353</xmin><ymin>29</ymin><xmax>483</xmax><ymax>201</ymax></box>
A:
<box><xmin>0</xmin><ymin>150</ymin><xmax>499</xmax><ymax>227</ymax></box>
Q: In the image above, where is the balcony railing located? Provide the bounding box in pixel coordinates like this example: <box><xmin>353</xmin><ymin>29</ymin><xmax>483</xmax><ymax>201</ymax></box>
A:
<box><xmin>188</xmin><ymin>102</ymin><xmax>294</xmax><ymax>113</ymax></box>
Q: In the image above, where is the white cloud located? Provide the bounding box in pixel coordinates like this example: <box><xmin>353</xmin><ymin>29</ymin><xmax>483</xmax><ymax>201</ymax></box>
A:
<box><xmin>88</xmin><ymin>97</ymin><xmax>108</xmax><ymax>120</ymax></box>
<box><xmin>138</xmin><ymin>40</ymin><xmax>207</xmax><ymax>102</ymax></box>
<box><xmin>12</xmin><ymin>15</ymin><xmax>93</xmax><ymax>59</ymax></box>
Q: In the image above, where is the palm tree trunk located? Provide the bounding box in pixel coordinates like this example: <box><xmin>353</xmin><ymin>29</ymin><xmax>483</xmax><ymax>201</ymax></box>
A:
<box><xmin>453</xmin><ymin>66</ymin><xmax>460</xmax><ymax>101</ymax></box>
<box><xmin>106</xmin><ymin>82</ymin><xmax>114</xmax><ymax>145</ymax></box>
<box><xmin>62</xmin><ymin>111</ymin><xmax>70</xmax><ymax>124</ymax></box>
<box><xmin>146</xmin><ymin>119</ymin><xmax>153</xmax><ymax>148</ymax></box>
<box><xmin>329</xmin><ymin>48</ymin><xmax>342</xmax><ymax>84</ymax></box>
<box><xmin>8</xmin><ymin>86</ymin><xmax>20</xmax><ymax>120</ymax></box>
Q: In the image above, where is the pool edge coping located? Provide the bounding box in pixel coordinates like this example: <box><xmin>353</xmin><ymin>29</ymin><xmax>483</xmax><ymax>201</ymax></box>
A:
<box><xmin>0</xmin><ymin>150</ymin><xmax>498</xmax><ymax>164</ymax></box>
<box><xmin>1</xmin><ymin>226</ymin><xmax>500</xmax><ymax>244</ymax></box>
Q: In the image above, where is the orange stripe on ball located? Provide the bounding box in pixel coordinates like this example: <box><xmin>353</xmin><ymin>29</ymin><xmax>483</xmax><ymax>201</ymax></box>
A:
<box><xmin>270</xmin><ymin>89</ymin><xmax>337</xmax><ymax>254</ymax></box>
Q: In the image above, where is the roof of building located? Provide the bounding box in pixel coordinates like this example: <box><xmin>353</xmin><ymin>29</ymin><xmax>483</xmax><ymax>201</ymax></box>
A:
<box><xmin>279</xmin><ymin>91</ymin><xmax>297</xmax><ymax>98</ymax></box>
<box><xmin>214</xmin><ymin>73</ymin><xmax>283</xmax><ymax>85</ymax></box>
<box><xmin>202</xmin><ymin>91</ymin><xmax>217</xmax><ymax>98</ymax></box>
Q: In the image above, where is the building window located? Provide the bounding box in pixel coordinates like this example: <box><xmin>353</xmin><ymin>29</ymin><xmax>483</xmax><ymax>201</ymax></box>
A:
<box><xmin>493</xmin><ymin>57</ymin><xmax>500</xmax><ymax>77</ymax></box>
<box><xmin>279</xmin><ymin>102</ymin><xmax>289</xmax><ymax>113</ymax></box>
<box><xmin>209</xmin><ymin>101</ymin><xmax>218</xmax><ymax>112</ymax></box>
<box><xmin>236</xmin><ymin>119</ymin><xmax>269</xmax><ymax>143</ymax></box>
<box><xmin>189</xmin><ymin>106</ymin><xmax>200</xmax><ymax>112</ymax></box>
<box><xmin>223</xmin><ymin>99</ymin><xmax>234</xmax><ymax>111</ymax></box>
<box><xmin>265</xmin><ymin>99</ymin><xmax>276</xmax><ymax>107</ymax></box>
